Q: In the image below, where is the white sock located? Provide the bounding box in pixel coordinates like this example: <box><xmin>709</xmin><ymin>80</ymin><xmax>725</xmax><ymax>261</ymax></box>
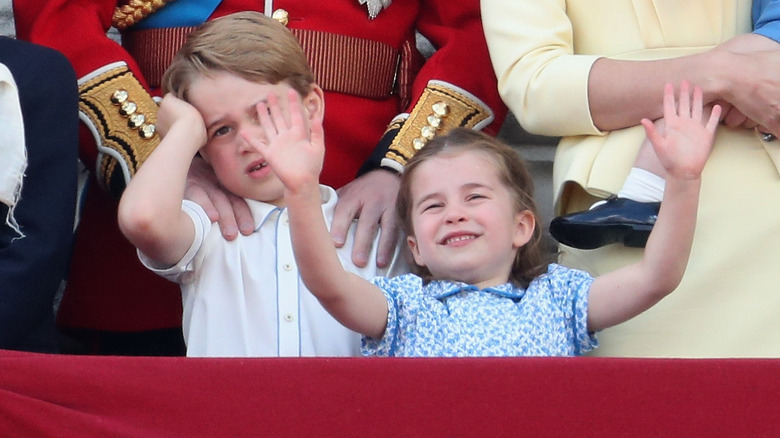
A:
<box><xmin>618</xmin><ymin>168</ymin><xmax>665</xmax><ymax>202</ymax></box>
<box><xmin>590</xmin><ymin>168</ymin><xmax>665</xmax><ymax>209</ymax></box>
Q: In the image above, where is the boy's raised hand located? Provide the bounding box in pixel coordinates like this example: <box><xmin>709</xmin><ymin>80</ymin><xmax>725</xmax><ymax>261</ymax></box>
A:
<box><xmin>641</xmin><ymin>82</ymin><xmax>721</xmax><ymax>181</ymax></box>
<box><xmin>157</xmin><ymin>94</ymin><xmax>207</xmax><ymax>144</ymax></box>
<box><xmin>242</xmin><ymin>89</ymin><xmax>325</xmax><ymax>192</ymax></box>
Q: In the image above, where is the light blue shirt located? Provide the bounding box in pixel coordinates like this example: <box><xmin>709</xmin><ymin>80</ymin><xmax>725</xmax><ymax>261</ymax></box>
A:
<box><xmin>753</xmin><ymin>0</ymin><xmax>780</xmax><ymax>42</ymax></box>
<box><xmin>363</xmin><ymin>264</ymin><xmax>597</xmax><ymax>357</ymax></box>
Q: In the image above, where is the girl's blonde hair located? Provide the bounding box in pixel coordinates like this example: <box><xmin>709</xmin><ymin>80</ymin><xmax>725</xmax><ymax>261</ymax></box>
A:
<box><xmin>161</xmin><ymin>11</ymin><xmax>315</xmax><ymax>100</ymax></box>
<box><xmin>396</xmin><ymin>128</ymin><xmax>550</xmax><ymax>288</ymax></box>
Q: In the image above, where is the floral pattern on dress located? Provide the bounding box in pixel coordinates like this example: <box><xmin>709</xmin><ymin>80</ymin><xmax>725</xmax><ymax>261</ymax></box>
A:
<box><xmin>362</xmin><ymin>263</ymin><xmax>596</xmax><ymax>357</ymax></box>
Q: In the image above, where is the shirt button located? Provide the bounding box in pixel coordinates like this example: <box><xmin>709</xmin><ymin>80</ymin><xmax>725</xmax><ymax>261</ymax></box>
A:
<box><xmin>283</xmin><ymin>263</ymin><xmax>292</xmax><ymax>271</ymax></box>
<box><xmin>283</xmin><ymin>217</ymin><xmax>289</xmax><ymax>226</ymax></box>
<box><xmin>283</xmin><ymin>314</ymin><xmax>295</xmax><ymax>322</ymax></box>
<box><xmin>272</xmin><ymin>9</ymin><xmax>289</xmax><ymax>26</ymax></box>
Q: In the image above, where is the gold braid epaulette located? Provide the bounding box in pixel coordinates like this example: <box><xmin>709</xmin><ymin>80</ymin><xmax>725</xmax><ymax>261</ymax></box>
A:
<box><xmin>383</xmin><ymin>81</ymin><xmax>493</xmax><ymax>170</ymax></box>
<box><xmin>79</xmin><ymin>64</ymin><xmax>159</xmax><ymax>198</ymax></box>
<box><xmin>112</xmin><ymin>0</ymin><xmax>173</xmax><ymax>30</ymax></box>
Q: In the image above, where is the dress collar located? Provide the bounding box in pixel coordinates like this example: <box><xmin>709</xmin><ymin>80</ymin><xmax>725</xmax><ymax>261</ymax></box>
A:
<box><xmin>425</xmin><ymin>280</ymin><xmax>525</xmax><ymax>300</ymax></box>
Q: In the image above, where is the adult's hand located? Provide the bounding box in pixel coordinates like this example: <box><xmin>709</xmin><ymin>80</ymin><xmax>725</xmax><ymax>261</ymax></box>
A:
<box><xmin>185</xmin><ymin>155</ymin><xmax>255</xmax><ymax>240</ymax></box>
<box><xmin>703</xmin><ymin>100</ymin><xmax>758</xmax><ymax>131</ymax></box>
<box><xmin>718</xmin><ymin>50</ymin><xmax>780</xmax><ymax>137</ymax></box>
<box><xmin>331</xmin><ymin>169</ymin><xmax>401</xmax><ymax>268</ymax></box>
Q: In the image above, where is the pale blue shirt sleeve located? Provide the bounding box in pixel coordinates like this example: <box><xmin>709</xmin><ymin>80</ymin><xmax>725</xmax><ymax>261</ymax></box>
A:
<box><xmin>753</xmin><ymin>0</ymin><xmax>780</xmax><ymax>42</ymax></box>
<box><xmin>541</xmin><ymin>264</ymin><xmax>597</xmax><ymax>355</ymax></box>
<box><xmin>361</xmin><ymin>274</ymin><xmax>422</xmax><ymax>357</ymax></box>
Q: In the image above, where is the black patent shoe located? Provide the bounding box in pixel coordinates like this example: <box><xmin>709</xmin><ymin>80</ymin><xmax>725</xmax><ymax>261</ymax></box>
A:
<box><xmin>549</xmin><ymin>196</ymin><xmax>661</xmax><ymax>249</ymax></box>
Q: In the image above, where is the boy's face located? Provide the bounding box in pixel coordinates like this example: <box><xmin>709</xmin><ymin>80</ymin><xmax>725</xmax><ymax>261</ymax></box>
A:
<box><xmin>187</xmin><ymin>71</ymin><xmax>322</xmax><ymax>205</ymax></box>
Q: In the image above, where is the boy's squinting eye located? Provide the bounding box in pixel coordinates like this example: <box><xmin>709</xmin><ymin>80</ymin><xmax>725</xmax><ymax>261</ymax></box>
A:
<box><xmin>213</xmin><ymin>126</ymin><xmax>231</xmax><ymax>138</ymax></box>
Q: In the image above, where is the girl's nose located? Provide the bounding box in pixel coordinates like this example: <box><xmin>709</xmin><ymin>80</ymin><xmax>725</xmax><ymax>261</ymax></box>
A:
<box><xmin>444</xmin><ymin>204</ymin><xmax>467</xmax><ymax>223</ymax></box>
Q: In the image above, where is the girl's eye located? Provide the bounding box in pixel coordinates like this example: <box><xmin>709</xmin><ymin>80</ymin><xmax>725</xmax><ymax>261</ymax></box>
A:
<box><xmin>467</xmin><ymin>193</ymin><xmax>487</xmax><ymax>201</ymax></box>
<box><xmin>421</xmin><ymin>202</ymin><xmax>443</xmax><ymax>212</ymax></box>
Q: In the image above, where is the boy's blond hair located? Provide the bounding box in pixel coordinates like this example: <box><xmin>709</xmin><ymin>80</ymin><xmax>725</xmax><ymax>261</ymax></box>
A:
<box><xmin>161</xmin><ymin>11</ymin><xmax>315</xmax><ymax>99</ymax></box>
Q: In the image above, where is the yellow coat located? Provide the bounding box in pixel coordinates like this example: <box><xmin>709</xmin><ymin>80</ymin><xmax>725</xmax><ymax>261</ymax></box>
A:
<box><xmin>484</xmin><ymin>0</ymin><xmax>780</xmax><ymax>357</ymax></box>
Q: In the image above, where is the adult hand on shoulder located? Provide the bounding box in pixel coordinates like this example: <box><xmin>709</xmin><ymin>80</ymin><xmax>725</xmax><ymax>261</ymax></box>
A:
<box><xmin>185</xmin><ymin>155</ymin><xmax>254</xmax><ymax>240</ymax></box>
<box><xmin>332</xmin><ymin>169</ymin><xmax>400</xmax><ymax>269</ymax></box>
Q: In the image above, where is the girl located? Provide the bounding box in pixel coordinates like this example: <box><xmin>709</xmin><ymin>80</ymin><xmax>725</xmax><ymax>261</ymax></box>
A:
<box><xmin>253</xmin><ymin>82</ymin><xmax>720</xmax><ymax>357</ymax></box>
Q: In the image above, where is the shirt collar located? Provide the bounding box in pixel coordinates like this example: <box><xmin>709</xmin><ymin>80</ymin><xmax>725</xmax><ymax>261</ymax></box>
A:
<box><xmin>247</xmin><ymin>184</ymin><xmax>337</xmax><ymax>232</ymax></box>
<box><xmin>425</xmin><ymin>280</ymin><xmax>525</xmax><ymax>300</ymax></box>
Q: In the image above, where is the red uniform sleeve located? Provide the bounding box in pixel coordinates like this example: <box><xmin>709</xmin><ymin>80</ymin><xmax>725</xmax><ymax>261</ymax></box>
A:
<box><xmin>411</xmin><ymin>0</ymin><xmax>506</xmax><ymax>125</ymax></box>
<box><xmin>362</xmin><ymin>0</ymin><xmax>509</xmax><ymax>174</ymax></box>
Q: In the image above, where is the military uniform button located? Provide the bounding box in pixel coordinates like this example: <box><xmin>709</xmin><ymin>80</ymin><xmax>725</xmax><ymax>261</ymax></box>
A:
<box><xmin>139</xmin><ymin>124</ymin><xmax>156</xmax><ymax>139</ymax></box>
<box><xmin>111</xmin><ymin>89</ymin><xmax>129</xmax><ymax>104</ymax></box>
<box><xmin>432</xmin><ymin>101</ymin><xmax>449</xmax><ymax>117</ymax></box>
<box><xmin>128</xmin><ymin>113</ymin><xmax>146</xmax><ymax>128</ymax></box>
<box><xmin>272</xmin><ymin>9</ymin><xmax>289</xmax><ymax>26</ymax></box>
<box><xmin>119</xmin><ymin>101</ymin><xmax>137</xmax><ymax>116</ymax></box>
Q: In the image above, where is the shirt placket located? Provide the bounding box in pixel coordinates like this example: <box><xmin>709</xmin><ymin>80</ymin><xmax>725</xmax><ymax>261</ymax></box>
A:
<box><xmin>276</xmin><ymin>210</ymin><xmax>300</xmax><ymax>356</ymax></box>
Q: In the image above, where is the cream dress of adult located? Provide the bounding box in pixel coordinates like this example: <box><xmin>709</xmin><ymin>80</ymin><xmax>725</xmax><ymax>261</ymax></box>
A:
<box><xmin>483</xmin><ymin>0</ymin><xmax>780</xmax><ymax>357</ymax></box>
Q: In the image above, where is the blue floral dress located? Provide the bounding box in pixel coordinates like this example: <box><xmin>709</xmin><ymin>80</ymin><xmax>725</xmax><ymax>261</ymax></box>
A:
<box><xmin>362</xmin><ymin>264</ymin><xmax>597</xmax><ymax>357</ymax></box>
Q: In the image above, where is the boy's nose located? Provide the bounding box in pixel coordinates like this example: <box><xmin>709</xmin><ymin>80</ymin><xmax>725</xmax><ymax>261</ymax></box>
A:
<box><xmin>238</xmin><ymin>126</ymin><xmax>263</xmax><ymax>153</ymax></box>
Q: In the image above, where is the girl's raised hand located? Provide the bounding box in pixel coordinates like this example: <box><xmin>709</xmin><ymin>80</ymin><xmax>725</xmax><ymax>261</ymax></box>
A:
<box><xmin>242</xmin><ymin>88</ymin><xmax>325</xmax><ymax>191</ymax></box>
<box><xmin>641</xmin><ymin>82</ymin><xmax>721</xmax><ymax>181</ymax></box>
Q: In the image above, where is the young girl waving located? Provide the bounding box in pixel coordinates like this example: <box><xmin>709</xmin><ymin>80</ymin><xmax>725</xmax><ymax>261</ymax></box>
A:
<box><xmin>252</xmin><ymin>82</ymin><xmax>720</xmax><ymax>356</ymax></box>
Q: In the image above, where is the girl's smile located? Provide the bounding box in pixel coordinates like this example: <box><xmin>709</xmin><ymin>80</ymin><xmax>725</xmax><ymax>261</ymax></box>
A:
<box><xmin>440</xmin><ymin>231</ymin><xmax>478</xmax><ymax>246</ymax></box>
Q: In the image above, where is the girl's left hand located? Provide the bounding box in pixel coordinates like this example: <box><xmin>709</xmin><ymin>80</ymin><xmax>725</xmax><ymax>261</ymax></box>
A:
<box><xmin>641</xmin><ymin>81</ymin><xmax>721</xmax><ymax>181</ymax></box>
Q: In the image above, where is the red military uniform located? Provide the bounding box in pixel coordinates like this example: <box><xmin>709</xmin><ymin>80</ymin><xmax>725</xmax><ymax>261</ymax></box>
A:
<box><xmin>14</xmin><ymin>0</ymin><xmax>507</xmax><ymax>353</ymax></box>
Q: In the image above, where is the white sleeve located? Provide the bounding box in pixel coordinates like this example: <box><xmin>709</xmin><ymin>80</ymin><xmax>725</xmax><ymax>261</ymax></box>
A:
<box><xmin>137</xmin><ymin>200</ymin><xmax>207</xmax><ymax>283</ymax></box>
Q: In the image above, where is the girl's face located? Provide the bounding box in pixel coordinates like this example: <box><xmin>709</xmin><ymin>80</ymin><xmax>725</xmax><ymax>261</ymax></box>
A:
<box><xmin>406</xmin><ymin>149</ymin><xmax>535</xmax><ymax>289</ymax></box>
<box><xmin>187</xmin><ymin>71</ymin><xmax>322</xmax><ymax>205</ymax></box>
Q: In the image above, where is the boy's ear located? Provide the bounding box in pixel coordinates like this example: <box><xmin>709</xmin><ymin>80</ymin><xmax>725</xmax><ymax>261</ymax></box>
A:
<box><xmin>197</xmin><ymin>150</ymin><xmax>211</xmax><ymax>166</ymax></box>
<box><xmin>304</xmin><ymin>84</ymin><xmax>325</xmax><ymax>122</ymax></box>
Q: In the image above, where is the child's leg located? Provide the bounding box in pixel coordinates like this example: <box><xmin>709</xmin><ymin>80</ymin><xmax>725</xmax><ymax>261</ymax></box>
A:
<box><xmin>616</xmin><ymin>118</ymin><xmax>666</xmax><ymax>204</ymax></box>
<box><xmin>549</xmin><ymin>118</ymin><xmax>665</xmax><ymax>250</ymax></box>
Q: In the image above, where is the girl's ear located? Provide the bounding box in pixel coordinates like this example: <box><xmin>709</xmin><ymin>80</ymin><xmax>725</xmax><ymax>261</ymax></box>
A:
<box><xmin>303</xmin><ymin>84</ymin><xmax>325</xmax><ymax>123</ymax></box>
<box><xmin>406</xmin><ymin>235</ymin><xmax>426</xmax><ymax>267</ymax></box>
<box><xmin>513</xmin><ymin>210</ymin><xmax>536</xmax><ymax>249</ymax></box>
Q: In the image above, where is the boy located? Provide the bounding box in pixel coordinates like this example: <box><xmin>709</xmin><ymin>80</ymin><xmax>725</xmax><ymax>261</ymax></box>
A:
<box><xmin>118</xmin><ymin>12</ymin><xmax>404</xmax><ymax>357</ymax></box>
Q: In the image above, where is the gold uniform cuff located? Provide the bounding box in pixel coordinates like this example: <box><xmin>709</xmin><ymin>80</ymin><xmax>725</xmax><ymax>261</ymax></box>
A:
<box><xmin>382</xmin><ymin>80</ymin><xmax>494</xmax><ymax>170</ymax></box>
<box><xmin>79</xmin><ymin>63</ymin><xmax>159</xmax><ymax>198</ymax></box>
